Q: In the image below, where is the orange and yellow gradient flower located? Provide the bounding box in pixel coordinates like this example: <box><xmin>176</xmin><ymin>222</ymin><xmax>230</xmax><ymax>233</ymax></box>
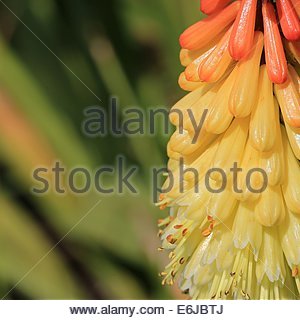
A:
<box><xmin>158</xmin><ymin>0</ymin><xmax>300</xmax><ymax>300</ymax></box>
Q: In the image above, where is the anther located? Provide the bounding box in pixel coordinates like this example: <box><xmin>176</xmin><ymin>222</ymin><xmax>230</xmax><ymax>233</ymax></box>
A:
<box><xmin>202</xmin><ymin>228</ymin><xmax>211</xmax><ymax>237</ymax></box>
<box><xmin>157</xmin><ymin>219</ymin><xmax>164</xmax><ymax>225</ymax></box>
<box><xmin>174</xmin><ymin>224</ymin><xmax>183</xmax><ymax>229</ymax></box>
<box><xmin>159</xmin><ymin>194</ymin><xmax>165</xmax><ymax>201</ymax></box>
<box><xmin>166</xmin><ymin>235</ymin><xmax>177</xmax><ymax>244</ymax></box>
<box><xmin>160</xmin><ymin>204</ymin><xmax>167</xmax><ymax>210</ymax></box>
<box><xmin>169</xmin><ymin>252</ymin><xmax>175</xmax><ymax>259</ymax></box>
<box><xmin>159</xmin><ymin>272</ymin><xmax>167</xmax><ymax>277</ymax></box>
<box><xmin>157</xmin><ymin>230</ymin><xmax>163</xmax><ymax>237</ymax></box>
<box><xmin>208</xmin><ymin>222</ymin><xmax>215</xmax><ymax>231</ymax></box>
<box><xmin>182</xmin><ymin>228</ymin><xmax>188</xmax><ymax>236</ymax></box>
<box><xmin>292</xmin><ymin>267</ymin><xmax>299</xmax><ymax>277</ymax></box>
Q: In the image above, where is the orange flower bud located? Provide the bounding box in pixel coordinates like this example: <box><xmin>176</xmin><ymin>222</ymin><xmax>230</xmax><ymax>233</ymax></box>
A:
<box><xmin>262</xmin><ymin>0</ymin><xmax>288</xmax><ymax>84</ymax></box>
<box><xmin>229</xmin><ymin>0</ymin><xmax>258</xmax><ymax>60</ymax></box>
<box><xmin>277</xmin><ymin>0</ymin><xmax>300</xmax><ymax>41</ymax></box>
<box><xmin>179</xmin><ymin>1</ymin><xmax>240</xmax><ymax>51</ymax></box>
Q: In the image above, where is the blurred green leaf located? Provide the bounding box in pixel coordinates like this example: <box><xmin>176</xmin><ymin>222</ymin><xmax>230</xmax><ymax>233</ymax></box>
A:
<box><xmin>0</xmin><ymin>0</ymin><xmax>197</xmax><ymax>299</ymax></box>
<box><xmin>0</xmin><ymin>192</ymin><xmax>83</xmax><ymax>299</ymax></box>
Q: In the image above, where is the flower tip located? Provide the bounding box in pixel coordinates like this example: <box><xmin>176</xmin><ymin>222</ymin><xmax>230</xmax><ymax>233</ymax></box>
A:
<box><xmin>269</xmin><ymin>72</ymin><xmax>288</xmax><ymax>85</ymax></box>
<box><xmin>287</xmin><ymin>33</ymin><xmax>300</xmax><ymax>42</ymax></box>
<box><xmin>229</xmin><ymin>47</ymin><xmax>248</xmax><ymax>61</ymax></box>
<box><xmin>179</xmin><ymin>30</ymin><xmax>198</xmax><ymax>50</ymax></box>
<box><xmin>179</xmin><ymin>33</ymin><xmax>188</xmax><ymax>49</ymax></box>
<box><xmin>179</xmin><ymin>27</ymin><xmax>200</xmax><ymax>50</ymax></box>
<box><xmin>184</xmin><ymin>66</ymin><xmax>198</xmax><ymax>82</ymax></box>
<box><xmin>199</xmin><ymin>4</ymin><xmax>212</xmax><ymax>15</ymax></box>
<box><xmin>292</xmin><ymin>266</ymin><xmax>299</xmax><ymax>277</ymax></box>
<box><xmin>199</xmin><ymin>1</ymin><xmax>209</xmax><ymax>15</ymax></box>
<box><xmin>200</xmin><ymin>0</ymin><xmax>235</xmax><ymax>15</ymax></box>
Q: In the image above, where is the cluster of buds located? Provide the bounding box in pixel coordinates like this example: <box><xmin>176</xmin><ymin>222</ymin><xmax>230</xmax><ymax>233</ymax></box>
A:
<box><xmin>158</xmin><ymin>0</ymin><xmax>300</xmax><ymax>300</ymax></box>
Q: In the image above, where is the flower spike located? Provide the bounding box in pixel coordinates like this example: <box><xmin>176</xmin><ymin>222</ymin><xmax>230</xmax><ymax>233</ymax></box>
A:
<box><xmin>159</xmin><ymin>0</ymin><xmax>300</xmax><ymax>300</ymax></box>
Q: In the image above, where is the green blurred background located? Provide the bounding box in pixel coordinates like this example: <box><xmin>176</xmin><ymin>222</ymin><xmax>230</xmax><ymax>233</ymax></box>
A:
<box><xmin>0</xmin><ymin>0</ymin><xmax>201</xmax><ymax>299</ymax></box>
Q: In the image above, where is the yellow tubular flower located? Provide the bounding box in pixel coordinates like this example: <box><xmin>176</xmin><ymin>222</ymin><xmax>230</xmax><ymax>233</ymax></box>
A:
<box><xmin>259</xmin><ymin>142</ymin><xmax>284</xmax><ymax>187</ymax></box>
<box><xmin>254</xmin><ymin>185</ymin><xmax>285</xmax><ymax>227</ymax></box>
<box><xmin>199</xmin><ymin>26</ymin><xmax>234</xmax><ymax>83</ymax></box>
<box><xmin>169</xmin><ymin>85</ymin><xmax>211</xmax><ymax>126</ymax></box>
<box><xmin>185</xmin><ymin>48</ymin><xmax>215</xmax><ymax>82</ymax></box>
<box><xmin>234</xmin><ymin>141</ymin><xmax>261</xmax><ymax>202</ymax></box>
<box><xmin>211</xmin><ymin>117</ymin><xmax>249</xmax><ymax>180</ymax></box>
<box><xmin>284</xmin><ymin>39</ymin><xmax>300</xmax><ymax>64</ymax></box>
<box><xmin>284</xmin><ymin>123</ymin><xmax>300</xmax><ymax>160</ymax></box>
<box><xmin>275</xmin><ymin>69</ymin><xmax>300</xmax><ymax>128</ymax></box>
<box><xmin>282</xmin><ymin>128</ymin><xmax>300</xmax><ymax>215</ymax></box>
<box><xmin>289</xmin><ymin>64</ymin><xmax>300</xmax><ymax>90</ymax></box>
<box><xmin>250</xmin><ymin>66</ymin><xmax>277</xmax><ymax>152</ymax></box>
<box><xmin>182</xmin><ymin>90</ymin><xmax>218</xmax><ymax>133</ymax></box>
<box><xmin>229</xmin><ymin>32</ymin><xmax>263</xmax><ymax>118</ymax></box>
<box><xmin>180</xmin><ymin>31</ymin><xmax>227</xmax><ymax>67</ymax></box>
<box><xmin>205</xmin><ymin>67</ymin><xmax>237</xmax><ymax>134</ymax></box>
<box><xmin>178</xmin><ymin>72</ymin><xmax>206</xmax><ymax>92</ymax></box>
<box><xmin>158</xmin><ymin>0</ymin><xmax>300</xmax><ymax>300</ymax></box>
